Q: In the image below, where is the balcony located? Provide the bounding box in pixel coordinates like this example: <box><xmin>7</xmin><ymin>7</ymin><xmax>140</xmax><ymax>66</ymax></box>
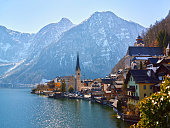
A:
<box><xmin>127</xmin><ymin>95</ymin><xmax>139</xmax><ymax>100</ymax></box>
<box><xmin>127</xmin><ymin>86</ymin><xmax>136</xmax><ymax>92</ymax></box>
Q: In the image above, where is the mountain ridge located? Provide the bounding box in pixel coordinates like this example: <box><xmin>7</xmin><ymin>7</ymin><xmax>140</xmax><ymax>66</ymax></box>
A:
<box><xmin>0</xmin><ymin>11</ymin><xmax>145</xmax><ymax>84</ymax></box>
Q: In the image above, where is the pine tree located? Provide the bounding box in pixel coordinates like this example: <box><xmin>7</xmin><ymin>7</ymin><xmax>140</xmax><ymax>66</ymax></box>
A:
<box><xmin>139</xmin><ymin>61</ymin><xmax>143</xmax><ymax>70</ymax></box>
<box><xmin>157</xmin><ymin>31</ymin><xmax>165</xmax><ymax>48</ymax></box>
<box><xmin>60</xmin><ymin>79</ymin><xmax>66</xmax><ymax>93</ymax></box>
<box><xmin>68</xmin><ymin>86</ymin><xmax>74</xmax><ymax>93</ymax></box>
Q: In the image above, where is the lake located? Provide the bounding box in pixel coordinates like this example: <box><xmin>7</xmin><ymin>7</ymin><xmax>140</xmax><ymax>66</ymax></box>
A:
<box><xmin>0</xmin><ymin>88</ymin><xmax>129</xmax><ymax>128</ymax></box>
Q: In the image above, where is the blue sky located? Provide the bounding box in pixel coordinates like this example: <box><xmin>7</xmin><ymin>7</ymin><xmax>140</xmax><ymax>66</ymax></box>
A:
<box><xmin>0</xmin><ymin>0</ymin><xmax>170</xmax><ymax>33</ymax></box>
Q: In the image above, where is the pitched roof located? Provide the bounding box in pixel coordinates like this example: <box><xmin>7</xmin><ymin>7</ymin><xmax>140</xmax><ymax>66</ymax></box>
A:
<box><xmin>163</xmin><ymin>64</ymin><xmax>170</xmax><ymax>70</ymax></box>
<box><xmin>148</xmin><ymin>58</ymin><xmax>159</xmax><ymax>64</ymax></box>
<box><xmin>76</xmin><ymin>52</ymin><xmax>81</xmax><ymax>71</ymax></box>
<box><xmin>158</xmin><ymin>64</ymin><xmax>170</xmax><ymax>71</ymax></box>
<box><xmin>126</xmin><ymin>47</ymin><xmax>163</xmax><ymax>56</ymax></box>
<box><xmin>167</xmin><ymin>43</ymin><xmax>170</xmax><ymax>49</ymax></box>
<box><xmin>125</xmin><ymin>69</ymin><xmax>158</xmax><ymax>84</ymax></box>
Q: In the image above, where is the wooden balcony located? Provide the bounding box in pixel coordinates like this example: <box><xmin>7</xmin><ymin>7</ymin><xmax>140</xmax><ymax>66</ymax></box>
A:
<box><xmin>127</xmin><ymin>86</ymin><xmax>136</xmax><ymax>92</ymax></box>
<box><xmin>127</xmin><ymin>95</ymin><xmax>139</xmax><ymax>100</ymax></box>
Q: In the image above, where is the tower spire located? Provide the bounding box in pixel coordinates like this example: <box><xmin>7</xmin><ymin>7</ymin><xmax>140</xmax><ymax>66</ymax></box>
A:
<box><xmin>75</xmin><ymin>51</ymin><xmax>81</xmax><ymax>92</ymax></box>
<box><xmin>76</xmin><ymin>51</ymin><xmax>81</xmax><ymax>71</ymax></box>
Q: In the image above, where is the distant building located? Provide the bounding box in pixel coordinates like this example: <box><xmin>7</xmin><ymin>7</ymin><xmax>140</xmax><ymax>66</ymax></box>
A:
<box><xmin>156</xmin><ymin>64</ymin><xmax>170</xmax><ymax>81</ymax></box>
<box><xmin>125</xmin><ymin>46</ymin><xmax>163</xmax><ymax>69</ymax></box>
<box><xmin>91</xmin><ymin>80</ymin><xmax>103</xmax><ymax>98</ymax></box>
<box><xmin>75</xmin><ymin>52</ymin><xmax>81</xmax><ymax>91</ymax></box>
<box><xmin>62</xmin><ymin>76</ymin><xmax>75</xmax><ymax>92</ymax></box>
<box><xmin>134</xmin><ymin>36</ymin><xmax>145</xmax><ymax>47</ymax></box>
<box><xmin>53</xmin><ymin>76</ymin><xmax>75</xmax><ymax>92</ymax></box>
<box><xmin>146</xmin><ymin>58</ymin><xmax>159</xmax><ymax>72</ymax></box>
<box><xmin>166</xmin><ymin>43</ymin><xmax>170</xmax><ymax>56</ymax></box>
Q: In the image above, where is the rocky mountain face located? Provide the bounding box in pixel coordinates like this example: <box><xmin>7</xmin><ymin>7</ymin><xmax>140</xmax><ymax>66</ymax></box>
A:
<box><xmin>0</xmin><ymin>18</ymin><xmax>74</xmax><ymax>79</ymax></box>
<box><xmin>0</xmin><ymin>26</ymin><xmax>33</xmax><ymax>62</ymax></box>
<box><xmin>0</xmin><ymin>26</ymin><xmax>34</xmax><ymax>77</ymax></box>
<box><xmin>27</xmin><ymin>18</ymin><xmax>74</xmax><ymax>62</ymax></box>
<box><xmin>0</xmin><ymin>11</ymin><xmax>145</xmax><ymax>84</ymax></box>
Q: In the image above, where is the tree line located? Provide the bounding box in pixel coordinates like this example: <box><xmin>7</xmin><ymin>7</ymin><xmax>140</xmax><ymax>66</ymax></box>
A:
<box><xmin>142</xmin><ymin>11</ymin><xmax>170</xmax><ymax>48</ymax></box>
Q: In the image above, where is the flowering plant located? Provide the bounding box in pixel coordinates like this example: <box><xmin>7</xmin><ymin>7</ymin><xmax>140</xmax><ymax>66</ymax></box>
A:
<box><xmin>132</xmin><ymin>76</ymin><xmax>170</xmax><ymax>127</ymax></box>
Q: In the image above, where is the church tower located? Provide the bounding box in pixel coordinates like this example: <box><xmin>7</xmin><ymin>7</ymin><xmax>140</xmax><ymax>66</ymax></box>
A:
<box><xmin>75</xmin><ymin>52</ymin><xmax>81</xmax><ymax>92</ymax></box>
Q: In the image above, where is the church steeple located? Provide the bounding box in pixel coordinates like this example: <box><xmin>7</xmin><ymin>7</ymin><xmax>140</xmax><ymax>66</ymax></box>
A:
<box><xmin>76</xmin><ymin>52</ymin><xmax>81</xmax><ymax>71</ymax></box>
<box><xmin>75</xmin><ymin>52</ymin><xmax>81</xmax><ymax>92</ymax></box>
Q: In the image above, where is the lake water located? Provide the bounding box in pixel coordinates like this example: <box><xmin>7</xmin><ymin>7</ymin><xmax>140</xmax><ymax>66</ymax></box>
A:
<box><xmin>0</xmin><ymin>88</ymin><xmax>129</xmax><ymax>128</ymax></box>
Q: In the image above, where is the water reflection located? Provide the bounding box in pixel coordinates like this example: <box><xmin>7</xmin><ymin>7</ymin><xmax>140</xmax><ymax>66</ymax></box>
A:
<box><xmin>0</xmin><ymin>89</ymin><xmax>129</xmax><ymax>128</ymax></box>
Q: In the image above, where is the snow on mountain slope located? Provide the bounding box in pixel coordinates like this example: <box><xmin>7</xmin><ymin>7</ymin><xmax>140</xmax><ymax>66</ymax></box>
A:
<box><xmin>0</xmin><ymin>18</ymin><xmax>74</xmax><ymax>80</ymax></box>
<box><xmin>1</xmin><ymin>11</ymin><xmax>145</xmax><ymax>84</ymax></box>
<box><xmin>0</xmin><ymin>25</ymin><xmax>34</xmax><ymax>62</ymax></box>
<box><xmin>26</xmin><ymin>18</ymin><xmax>75</xmax><ymax>62</ymax></box>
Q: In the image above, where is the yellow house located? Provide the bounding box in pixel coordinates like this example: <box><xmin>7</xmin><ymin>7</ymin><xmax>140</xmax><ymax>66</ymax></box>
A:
<box><xmin>125</xmin><ymin>69</ymin><xmax>159</xmax><ymax>105</ymax></box>
<box><xmin>55</xmin><ymin>82</ymin><xmax>61</xmax><ymax>91</ymax></box>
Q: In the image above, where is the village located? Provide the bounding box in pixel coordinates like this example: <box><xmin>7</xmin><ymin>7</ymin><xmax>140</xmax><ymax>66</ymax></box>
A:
<box><xmin>31</xmin><ymin>36</ymin><xmax>170</xmax><ymax>124</ymax></box>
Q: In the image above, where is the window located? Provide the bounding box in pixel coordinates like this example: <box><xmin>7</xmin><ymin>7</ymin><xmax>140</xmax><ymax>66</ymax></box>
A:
<box><xmin>144</xmin><ymin>85</ymin><xmax>146</xmax><ymax>89</ymax></box>
<box><xmin>144</xmin><ymin>93</ymin><xmax>146</xmax><ymax>97</ymax></box>
<box><xmin>150</xmin><ymin>85</ymin><xmax>152</xmax><ymax>89</ymax></box>
<box><xmin>129</xmin><ymin>92</ymin><xmax>130</xmax><ymax>95</ymax></box>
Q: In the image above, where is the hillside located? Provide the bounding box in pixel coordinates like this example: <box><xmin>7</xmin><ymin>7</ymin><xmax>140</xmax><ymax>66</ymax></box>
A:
<box><xmin>143</xmin><ymin>10</ymin><xmax>170</xmax><ymax>47</ymax></box>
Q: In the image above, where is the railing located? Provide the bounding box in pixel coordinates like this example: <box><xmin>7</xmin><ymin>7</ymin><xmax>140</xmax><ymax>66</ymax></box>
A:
<box><xmin>127</xmin><ymin>87</ymin><xmax>136</xmax><ymax>92</ymax></box>
<box><xmin>121</xmin><ymin>114</ymin><xmax>140</xmax><ymax>123</ymax></box>
<box><xmin>127</xmin><ymin>95</ymin><xmax>139</xmax><ymax>100</ymax></box>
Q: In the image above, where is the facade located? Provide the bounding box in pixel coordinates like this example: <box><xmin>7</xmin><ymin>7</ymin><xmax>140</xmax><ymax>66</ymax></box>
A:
<box><xmin>62</xmin><ymin>76</ymin><xmax>75</xmax><ymax>92</ymax></box>
<box><xmin>134</xmin><ymin>36</ymin><xmax>145</xmax><ymax>47</ymax></box>
<box><xmin>156</xmin><ymin>64</ymin><xmax>170</xmax><ymax>81</ymax></box>
<box><xmin>91</xmin><ymin>81</ymin><xmax>103</xmax><ymax>98</ymax></box>
<box><xmin>146</xmin><ymin>58</ymin><xmax>159</xmax><ymax>73</ymax></box>
<box><xmin>125</xmin><ymin>69</ymin><xmax>159</xmax><ymax>105</ymax></box>
<box><xmin>75</xmin><ymin>52</ymin><xmax>81</xmax><ymax>91</ymax></box>
<box><xmin>125</xmin><ymin>46</ymin><xmax>163</xmax><ymax>69</ymax></box>
<box><xmin>166</xmin><ymin>43</ymin><xmax>170</xmax><ymax>56</ymax></box>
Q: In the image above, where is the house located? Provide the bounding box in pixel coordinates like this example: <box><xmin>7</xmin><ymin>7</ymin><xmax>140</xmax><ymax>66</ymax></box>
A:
<box><xmin>125</xmin><ymin>69</ymin><xmax>159</xmax><ymax>105</ymax></box>
<box><xmin>157</xmin><ymin>58</ymin><xmax>170</xmax><ymax>66</ymax></box>
<box><xmin>82</xmin><ymin>79</ymin><xmax>93</xmax><ymax>87</ymax></box>
<box><xmin>131</xmin><ymin>57</ymin><xmax>151</xmax><ymax>69</ymax></box>
<box><xmin>102</xmin><ymin>79</ymin><xmax>114</xmax><ymax>100</ymax></box>
<box><xmin>134</xmin><ymin>36</ymin><xmax>145</xmax><ymax>47</ymax></box>
<box><xmin>156</xmin><ymin>64</ymin><xmax>170</xmax><ymax>81</ymax></box>
<box><xmin>146</xmin><ymin>58</ymin><xmax>159</xmax><ymax>72</ymax></box>
<box><xmin>125</xmin><ymin>47</ymin><xmax>163</xmax><ymax>70</ymax></box>
<box><xmin>166</xmin><ymin>43</ymin><xmax>170</xmax><ymax>56</ymax></box>
<box><xmin>111</xmin><ymin>81</ymin><xmax>123</xmax><ymax>95</ymax></box>
<box><xmin>62</xmin><ymin>76</ymin><xmax>75</xmax><ymax>92</ymax></box>
<box><xmin>91</xmin><ymin>80</ymin><xmax>103</xmax><ymax>99</ymax></box>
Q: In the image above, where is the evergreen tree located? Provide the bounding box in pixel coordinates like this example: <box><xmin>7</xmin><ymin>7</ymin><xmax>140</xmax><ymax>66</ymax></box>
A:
<box><xmin>68</xmin><ymin>86</ymin><xmax>74</xmax><ymax>93</ymax></box>
<box><xmin>60</xmin><ymin>79</ymin><xmax>66</xmax><ymax>93</ymax></box>
<box><xmin>157</xmin><ymin>30</ymin><xmax>165</xmax><ymax>48</ymax></box>
<box><xmin>157</xmin><ymin>30</ymin><xmax>169</xmax><ymax>48</ymax></box>
<box><xmin>139</xmin><ymin>61</ymin><xmax>143</xmax><ymax>70</ymax></box>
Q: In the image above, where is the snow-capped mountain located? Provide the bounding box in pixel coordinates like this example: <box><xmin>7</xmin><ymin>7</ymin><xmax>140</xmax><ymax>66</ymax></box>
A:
<box><xmin>0</xmin><ymin>25</ymin><xmax>34</xmax><ymax>62</ymax></box>
<box><xmin>0</xmin><ymin>18</ymin><xmax>74</xmax><ymax>78</ymax></box>
<box><xmin>1</xmin><ymin>11</ymin><xmax>145</xmax><ymax>84</ymax></box>
<box><xmin>27</xmin><ymin>18</ymin><xmax>74</xmax><ymax>62</ymax></box>
<box><xmin>0</xmin><ymin>26</ymin><xmax>34</xmax><ymax>77</ymax></box>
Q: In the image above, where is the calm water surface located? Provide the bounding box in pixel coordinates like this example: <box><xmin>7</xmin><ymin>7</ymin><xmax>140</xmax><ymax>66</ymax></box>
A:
<box><xmin>0</xmin><ymin>88</ymin><xmax>129</xmax><ymax>128</ymax></box>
